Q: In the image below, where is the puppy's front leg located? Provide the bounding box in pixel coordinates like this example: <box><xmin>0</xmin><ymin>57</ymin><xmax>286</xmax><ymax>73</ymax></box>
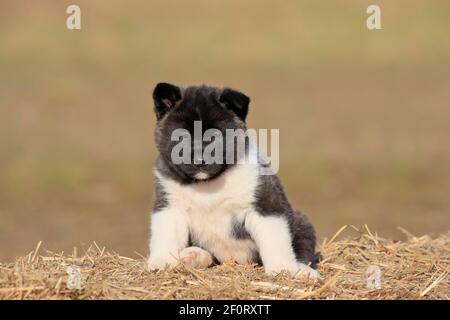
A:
<box><xmin>147</xmin><ymin>209</ymin><xmax>189</xmax><ymax>270</ymax></box>
<box><xmin>245</xmin><ymin>212</ymin><xmax>320</xmax><ymax>280</ymax></box>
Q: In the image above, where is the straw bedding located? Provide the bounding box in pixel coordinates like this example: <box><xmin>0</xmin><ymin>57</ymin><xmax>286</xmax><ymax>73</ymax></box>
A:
<box><xmin>0</xmin><ymin>225</ymin><xmax>448</xmax><ymax>300</ymax></box>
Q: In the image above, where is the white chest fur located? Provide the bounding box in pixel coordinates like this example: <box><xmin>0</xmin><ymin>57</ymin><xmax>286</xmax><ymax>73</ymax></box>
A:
<box><xmin>155</xmin><ymin>163</ymin><xmax>260</xmax><ymax>263</ymax></box>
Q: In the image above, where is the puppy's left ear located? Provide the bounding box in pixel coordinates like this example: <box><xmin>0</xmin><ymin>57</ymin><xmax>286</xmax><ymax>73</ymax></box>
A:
<box><xmin>153</xmin><ymin>82</ymin><xmax>182</xmax><ymax>121</ymax></box>
<box><xmin>219</xmin><ymin>88</ymin><xmax>250</xmax><ymax>121</ymax></box>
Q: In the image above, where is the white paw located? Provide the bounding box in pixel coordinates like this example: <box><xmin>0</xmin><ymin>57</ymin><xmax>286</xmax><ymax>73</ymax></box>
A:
<box><xmin>179</xmin><ymin>247</ymin><xmax>213</xmax><ymax>269</ymax></box>
<box><xmin>147</xmin><ymin>254</ymin><xmax>178</xmax><ymax>271</ymax></box>
<box><xmin>265</xmin><ymin>263</ymin><xmax>321</xmax><ymax>281</ymax></box>
<box><xmin>294</xmin><ymin>263</ymin><xmax>321</xmax><ymax>281</ymax></box>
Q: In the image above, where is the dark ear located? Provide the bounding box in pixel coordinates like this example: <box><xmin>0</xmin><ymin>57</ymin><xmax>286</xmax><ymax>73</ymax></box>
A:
<box><xmin>153</xmin><ymin>82</ymin><xmax>182</xmax><ymax>121</ymax></box>
<box><xmin>219</xmin><ymin>88</ymin><xmax>250</xmax><ymax>121</ymax></box>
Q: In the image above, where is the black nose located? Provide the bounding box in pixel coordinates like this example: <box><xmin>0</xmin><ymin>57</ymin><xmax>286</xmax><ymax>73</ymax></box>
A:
<box><xmin>196</xmin><ymin>159</ymin><xmax>208</xmax><ymax>166</ymax></box>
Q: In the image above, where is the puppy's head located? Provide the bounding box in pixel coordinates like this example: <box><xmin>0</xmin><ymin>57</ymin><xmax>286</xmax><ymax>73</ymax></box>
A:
<box><xmin>152</xmin><ymin>83</ymin><xmax>250</xmax><ymax>183</ymax></box>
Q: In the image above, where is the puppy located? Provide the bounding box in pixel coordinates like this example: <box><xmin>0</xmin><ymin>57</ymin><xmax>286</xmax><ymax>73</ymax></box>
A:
<box><xmin>147</xmin><ymin>83</ymin><xmax>320</xmax><ymax>280</ymax></box>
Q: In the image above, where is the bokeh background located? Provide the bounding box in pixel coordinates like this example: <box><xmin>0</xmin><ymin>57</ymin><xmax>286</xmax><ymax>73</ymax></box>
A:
<box><xmin>1</xmin><ymin>0</ymin><xmax>449</xmax><ymax>261</ymax></box>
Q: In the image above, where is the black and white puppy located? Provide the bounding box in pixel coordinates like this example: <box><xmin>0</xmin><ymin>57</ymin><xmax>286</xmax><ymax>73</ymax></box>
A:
<box><xmin>147</xmin><ymin>83</ymin><xmax>320</xmax><ymax>280</ymax></box>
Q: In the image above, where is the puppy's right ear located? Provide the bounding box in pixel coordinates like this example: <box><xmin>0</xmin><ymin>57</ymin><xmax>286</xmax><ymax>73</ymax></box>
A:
<box><xmin>153</xmin><ymin>82</ymin><xmax>182</xmax><ymax>121</ymax></box>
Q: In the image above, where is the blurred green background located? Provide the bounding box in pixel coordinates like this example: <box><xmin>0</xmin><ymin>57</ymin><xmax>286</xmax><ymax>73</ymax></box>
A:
<box><xmin>1</xmin><ymin>0</ymin><xmax>449</xmax><ymax>261</ymax></box>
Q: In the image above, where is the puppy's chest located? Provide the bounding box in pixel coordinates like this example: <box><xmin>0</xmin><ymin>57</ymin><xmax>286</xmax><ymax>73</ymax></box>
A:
<box><xmin>172</xmin><ymin>183</ymin><xmax>254</xmax><ymax>217</ymax></box>
<box><xmin>174</xmin><ymin>185</ymin><xmax>249</xmax><ymax>234</ymax></box>
<box><xmin>160</xmin><ymin>165</ymin><xmax>260</xmax><ymax>263</ymax></box>
<box><xmin>163</xmin><ymin>164</ymin><xmax>259</xmax><ymax>216</ymax></box>
<box><xmin>183</xmin><ymin>196</ymin><xmax>257</xmax><ymax>264</ymax></box>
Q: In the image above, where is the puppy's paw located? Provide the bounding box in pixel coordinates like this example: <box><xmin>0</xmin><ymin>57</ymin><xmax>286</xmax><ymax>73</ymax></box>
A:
<box><xmin>179</xmin><ymin>246</ymin><xmax>213</xmax><ymax>269</ymax></box>
<box><xmin>265</xmin><ymin>262</ymin><xmax>321</xmax><ymax>282</ymax></box>
<box><xmin>294</xmin><ymin>263</ymin><xmax>321</xmax><ymax>282</ymax></box>
<box><xmin>264</xmin><ymin>263</ymin><xmax>299</xmax><ymax>277</ymax></box>
<box><xmin>146</xmin><ymin>254</ymin><xmax>178</xmax><ymax>271</ymax></box>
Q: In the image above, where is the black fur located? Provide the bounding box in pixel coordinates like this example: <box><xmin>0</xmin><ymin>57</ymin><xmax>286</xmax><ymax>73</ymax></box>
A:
<box><xmin>231</xmin><ymin>218</ymin><xmax>252</xmax><ymax>240</ymax></box>
<box><xmin>219</xmin><ymin>88</ymin><xmax>250</xmax><ymax>121</ymax></box>
<box><xmin>153</xmin><ymin>82</ymin><xmax>182</xmax><ymax>121</ymax></box>
<box><xmin>152</xmin><ymin>177</ymin><xmax>168</xmax><ymax>212</ymax></box>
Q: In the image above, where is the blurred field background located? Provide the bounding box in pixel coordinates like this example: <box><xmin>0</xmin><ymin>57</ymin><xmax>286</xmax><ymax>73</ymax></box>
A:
<box><xmin>0</xmin><ymin>0</ymin><xmax>449</xmax><ymax>261</ymax></box>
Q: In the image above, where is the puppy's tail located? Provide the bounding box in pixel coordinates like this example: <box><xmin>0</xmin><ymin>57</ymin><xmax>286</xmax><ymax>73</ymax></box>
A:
<box><xmin>291</xmin><ymin>211</ymin><xmax>323</xmax><ymax>270</ymax></box>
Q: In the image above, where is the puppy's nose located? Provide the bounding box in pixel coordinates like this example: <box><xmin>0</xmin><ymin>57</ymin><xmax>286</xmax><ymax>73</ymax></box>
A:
<box><xmin>193</xmin><ymin>152</ymin><xmax>205</xmax><ymax>165</ymax></box>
